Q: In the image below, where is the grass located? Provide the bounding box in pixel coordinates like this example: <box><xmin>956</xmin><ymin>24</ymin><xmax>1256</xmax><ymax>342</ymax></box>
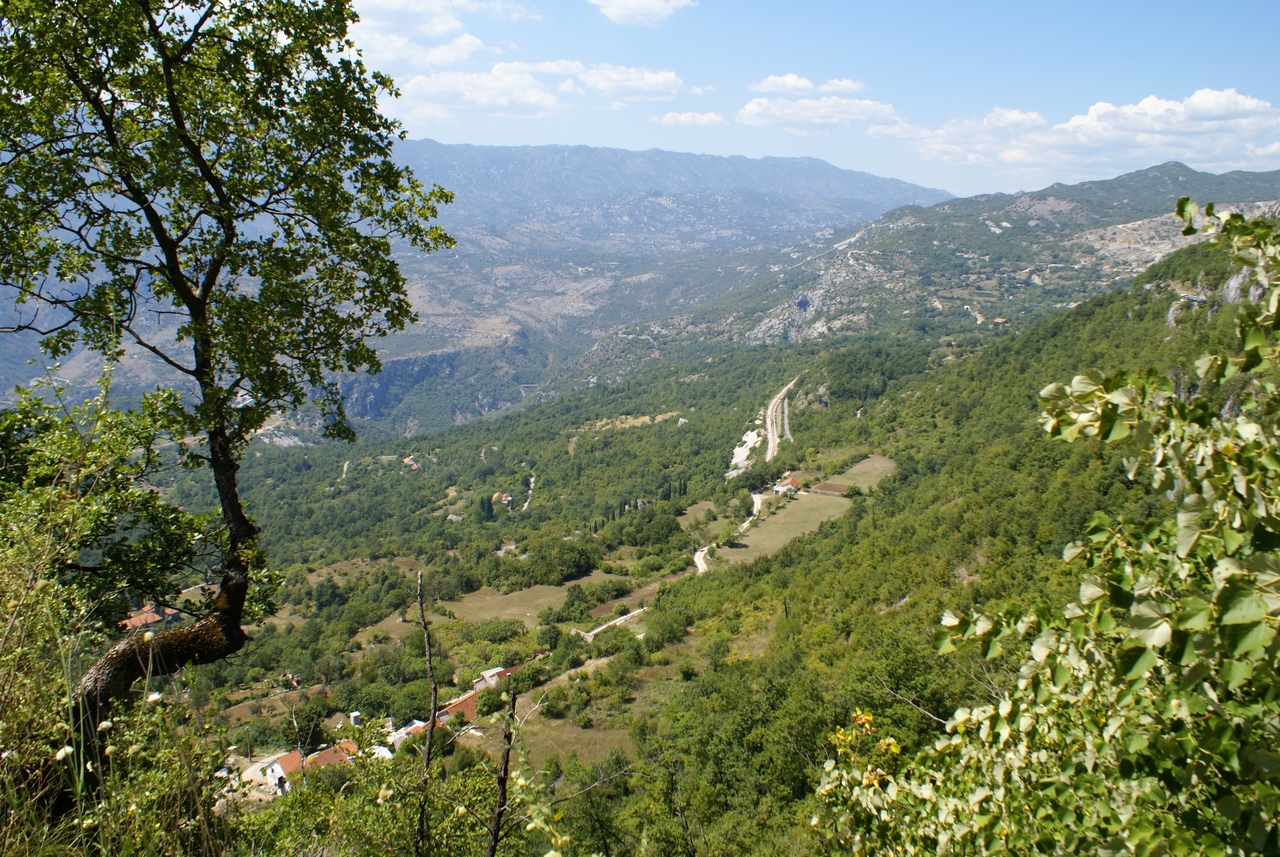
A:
<box><xmin>838</xmin><ymin>453</ymin><xmax>897</xmax><ymax>490</ymax></box>
<box><xmin>448</xmin><ymin>568</ymin><xmax>617</xmax><ymax>628</ymax></box>
<box><xmin>678</xmin><ymin>500</ymin><xmax>716</xmax><ymax>529</ymax></box>
<box><xmin>714</xmin><ymin>493</ymin><xmax>852</xmax><ymax>567</ymax></box>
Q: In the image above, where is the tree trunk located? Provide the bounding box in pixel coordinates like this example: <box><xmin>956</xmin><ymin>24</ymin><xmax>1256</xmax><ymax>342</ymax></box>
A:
<box><xmin>74</xmin><ymin>345</ymin><xmax>256</xmax><ymax>730</ymax></box>
<box><xmin>73</xmin><ymin>567</ymin><xmax>247</xmax><ymax>730</ymax></box>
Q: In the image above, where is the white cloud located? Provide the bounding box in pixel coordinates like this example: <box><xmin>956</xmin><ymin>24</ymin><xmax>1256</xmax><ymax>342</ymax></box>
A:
<box><xmin>749</xmin><ymin>74</ymin><xmax>814</xmax><ymax>94</ymax></box>
<box><xmin>420</xmin><ymin>33</ymin><xmax>486</xmax><ymax>65</ymax></box>
<box><xmin>859</xmin><ymin>88</ymin><xmax>1280</xmax><ymax>190</ymax></box>
<box><xmin>736</xmin><ymin>96</ymin><xmax>898</xmax><ymax>134</ymax></box>
<box><xmin>818</xmin><ymin>78</ymin><xmax>865</xmax><ymax>94</ymax></box>
<box><xmin>653</xmin><ymin>111</ymin><xmax>725</xmax><ymax>126</ymax></box>
<box><xmin>587</xmin><ymin>0</ymin><xmax>696</xmax><ymax>26</ymax></box>
<box><xmin>398</xmin><ymin>66</ymin><xmax>560</xmax><ymax>118</ymax></box>
<box><xmin>498</xmin><ymin>59</ymin><xmax>586</xmax><ymax>75</ymax></box>
<box><xmin>747</xmin><ymin>75</ymin><xmax>865</xmax><ymax>95</ymax></box>
<box><xmin>351</xmin><ymin>0</ymin><xmax>538</xmax><ymax>74</ymax></box>
<box><xmin>578</xmin><ymin>64</ymin><xmax>683</xmax><ymax>100</ymax></box>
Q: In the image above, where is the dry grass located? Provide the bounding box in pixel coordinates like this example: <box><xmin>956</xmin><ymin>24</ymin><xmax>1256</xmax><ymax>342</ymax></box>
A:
<box><xmin>448</xmin><ymin>568</ymin><xmax>616</xmax><ymax>628</ymax></box>
<box><xmin>578</xmin><ymin>411</ymin><xmax>680</xmax><ymax>432</ymax></box>
<box><xmin>838</xmin><ymin>453</ymin><xmax>897</xmax><ymax>490</ymax></box>
<box><xmin>714</xmin><ymin>493</ymin><xmax>852</xmax><ymax>567</ymax></box>
<box><xmin>678</xmin><ymin>500</ymin><xmax>716</xmax><ymax>530</ymax></box>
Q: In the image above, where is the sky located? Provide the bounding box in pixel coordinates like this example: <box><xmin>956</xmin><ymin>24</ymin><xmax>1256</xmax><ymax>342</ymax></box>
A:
<box><xmin>349</xmin><ymin>0</ymin><xmax>1280</xmax><ymax>197</ymax></box>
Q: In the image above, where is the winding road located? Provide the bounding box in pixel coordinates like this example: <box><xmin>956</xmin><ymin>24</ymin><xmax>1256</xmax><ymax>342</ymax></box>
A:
<box><xmin>764</xmin><ymin>377</ymin><xmax>799</xmax><ymax>462</ymax></box>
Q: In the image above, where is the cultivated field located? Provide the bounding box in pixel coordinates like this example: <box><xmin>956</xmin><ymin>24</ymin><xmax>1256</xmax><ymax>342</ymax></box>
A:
<box><xmin>714</xmin><ymin>492</ymin><xmax>852</xmax><ymax>566</ymax></box>
<box><xmin>448</xmin><ymin>568</ymin><xmax>617</xmax><ymax>627</ymax></box>
<box><xmin>838</xmin><ymin>453</ymin><xmax>897</xmax><ymax>491</ymax></box>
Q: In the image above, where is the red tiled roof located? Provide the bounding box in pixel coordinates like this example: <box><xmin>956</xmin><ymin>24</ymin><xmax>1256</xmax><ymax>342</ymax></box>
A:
<box><xmin>118</xmin><ymin>606</ymin><xmax>180</xmax><ymax>631</ymax></box>
<box><xmin>304</xmin><ymin>745</ymin><xmax>349</xmax><ymax>770</ymax></box>
<box><xmin>436</xmin><ymin>690</ymin><xmax>478</xmax><ymax>725</ymax></box>
<box><xmin>274</xmin><ymin>750</ymin><xmax>304</xmax><ymax>776</ymax></box>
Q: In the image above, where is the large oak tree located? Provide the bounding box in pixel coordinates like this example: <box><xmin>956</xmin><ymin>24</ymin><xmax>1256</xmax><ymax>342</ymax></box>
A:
<box><xmin>0</xmin><ymin>0</ymin><xmax>452</xmax><ymax>723</ymax></box>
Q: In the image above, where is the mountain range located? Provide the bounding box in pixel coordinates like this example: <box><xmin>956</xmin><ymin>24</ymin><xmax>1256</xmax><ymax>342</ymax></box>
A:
<box><xmin>5</xmin><ymin>148</ymin><xmax>1280</xmax><ymax>438</ymax></box>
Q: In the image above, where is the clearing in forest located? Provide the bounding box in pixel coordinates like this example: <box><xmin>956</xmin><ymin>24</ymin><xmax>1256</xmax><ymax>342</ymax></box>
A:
<box><xmin>714</xmin><ymin>493</ymin><xmax>853</xmax><ymax>566</ymax></box>
<box><xmin>448</xmin><ymin>568</ymin><xmax>617</xmax><ymax>628</ymax></box>
<box><xmin>838</xmin><ymin>453</ymin><xmax>897</xmax><ymax>490</ymax></box>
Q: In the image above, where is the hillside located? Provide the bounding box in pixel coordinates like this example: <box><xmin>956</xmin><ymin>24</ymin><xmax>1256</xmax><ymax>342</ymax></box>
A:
<box><xmin>13</xmin><ymin>211</ymin><xmax>1272</xmax><ymax>853</ymax></box>
<box><xmin>174</xmin><ymin>246</ymin><xmax>1252</xmax><ymax>852</ymax></box>
<box><xmin>0</xmin><ymin>143</ymin><xmax>948</xmax><ymax>424</ymax></box>
<box><xmin>392</xmin><ymin>139</ymin><xmax>953</xmax><ymax>227</ymax></box>
<box><xmin>544</xmin><ymin>163</ymin><xmax>1280</xmax><ymax>392</ymax></box>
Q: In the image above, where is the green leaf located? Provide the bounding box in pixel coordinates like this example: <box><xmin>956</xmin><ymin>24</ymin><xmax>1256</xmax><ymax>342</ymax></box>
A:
<box><xmin>1176</xmin><ymin>510</ymin><xmax>1200</xmax><ymax>558</ymax></box>
<box><xmin>1079</xmin><ymin>579</ymin><xmax>1106</xmax><ymax>605</ymax></box>
<box><xmin>1247</xmin><ymin>749</ymin><xmax>1280</xmax><ymax>775</ymax></box>
<box><xmin>933</xmin><ymin>627</ymin><xmax>956</xmax><ymax>655</ymax></box>
<box><xmin>1070</xmin><ymin>371</ymin><xmax>1104</xmax><ymax>397</ymax></box>
<box><xmin>1228</xmin><ymin>621</ymin><xmax>1275</xmax><ymax>656</ymax></box>
<box><xmin>1220</xmin><ymin>658</ymin><xmax>1253</xmax><ymax>690</ymax></box>
<box><xmin>1119</xmin><ymin>645</ymin><xmax>1158</xmax><ymax>680</ymax></box>
<box><xmin>1220</xmin><ymin>588</ymin><xmax>1268</xmax><ymax>625</ymax></box>
<box><xmin>1244</xmin><ymin>324</ymin><xmax>1269</xmax><ymax>352</ymax></box>
<box><xmin>1223</xmin><ymin>527</ymin><xmax>1245</xmax><ymax>555</ymax></box>
<box><xmin>1176</xmin><ymin>597</ymin><xmax>1213</xmax><ymax>631</ymax></box>
<box><xmin>1125</xmin><ymin>730</ymin><xmax>1150</xmax><ymax>753</ymax></box>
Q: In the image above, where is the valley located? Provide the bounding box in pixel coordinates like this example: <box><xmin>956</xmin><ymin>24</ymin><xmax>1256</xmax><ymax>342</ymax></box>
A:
<box><xmin>8</xmin><ymin>138</ymin><xmax>1280</xmax><ymax>855</ymax></box>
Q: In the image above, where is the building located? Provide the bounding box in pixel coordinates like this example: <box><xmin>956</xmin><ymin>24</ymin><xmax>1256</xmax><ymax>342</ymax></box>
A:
<box><xmin>261</xmin><ymin>740</ymin><xmax>360</xmax><ymax>795</ymax></box>
<box><xmin>118</xmin><ymin>605</ymin><xmax>181</xmax><ymax>633</ymax></box>
<box><xmin>773</xmin><ymin>477</ymin><xmax>801</xmax><ymax>495</ymax></box>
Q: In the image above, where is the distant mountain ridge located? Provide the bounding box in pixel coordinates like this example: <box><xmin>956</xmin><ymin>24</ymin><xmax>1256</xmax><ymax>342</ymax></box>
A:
<box><xmin>9</xmin><ymin>154</ymin><xmax>1280</xmax><ymax>438</ymax></box>
<box><xmin>394</xmin><ymin>139</ymin><xmax>954</xmax><ymax>228</ymax></box>
<box><xmin>546</xmin><ymin>162</ymin><xmax>1280</xmax><ymax>390</ymax></box>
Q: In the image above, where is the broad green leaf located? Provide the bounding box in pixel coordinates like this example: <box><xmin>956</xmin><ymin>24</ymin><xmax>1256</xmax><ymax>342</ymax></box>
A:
<box><xmin>1176</xmin><ymin>597</ymin><xmax>1212</xmax><ymax>631</ymax></box>
<box><xmin>1079</xmin><ymin>579</ymin><xmax>1106</xmax><ymax>605</ymax></box>
<box><xmin>1228</xmin><ymin>621</ymin><xmax>1275</xmax><ymax>656</ymax></box>
<box><xmin>1070</xmin><ymin>371</ymin><xmax>1104</xmax><ymax>397</ymax></box>
<box><xmin>1220</xmin><ymin>590</ymin><xmax>1268</xmax><ymax>625</ymax></box>
<box><xmin>1223</xmin><ymin>527</ymin><xmax>1245</xmax><ymax>555</ymax></box>
<box><xmin>1220</xmin><ymin>658</ymin><xmax>1253</xmax><ymax>690</ymax></box>
<box><xmin>1176</xmin><ymin>509</ymin><xmax>1200</xmax><ymax>558</ymax></box>
<box><xmin>1130</xmin><ymin>620</ymin><xmax>1171</xmax><ymax>649</ymax></box>
<box><xmin>1247</xmin><ymin>749</ymin><xmax>1280</xmax><ymax>774</ymax></box>
<box><xmin>933</xmin><ymin>627</ymin><xmax>956</xmax><ymax>655</ymax></box>
<box><xmin>1119</xmin><ymin>645</ymin><xmax>1158</xmax><ymax>680</ymax></box>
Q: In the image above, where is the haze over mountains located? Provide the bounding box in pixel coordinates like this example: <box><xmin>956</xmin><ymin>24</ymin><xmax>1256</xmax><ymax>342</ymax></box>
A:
<box><xmin>6</xmin><ymin>145</ymin><xmax>1280</xmax><ymax>438</ymax></box>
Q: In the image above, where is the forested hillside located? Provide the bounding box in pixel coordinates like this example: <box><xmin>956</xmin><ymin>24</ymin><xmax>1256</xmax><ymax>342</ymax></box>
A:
<box><xmin>10</xmin><ymin>171</ymin><xmax>1280</xmax><ymax>855</ymax></box>
<box><xmin>152</xmin><ymin>242</ymin><xmax>1244</xmax><ymax>852</ymax></box>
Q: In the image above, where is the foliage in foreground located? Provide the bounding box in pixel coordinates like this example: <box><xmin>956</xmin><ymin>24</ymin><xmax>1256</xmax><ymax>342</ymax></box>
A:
<box><xmin>0</xmin><ymin>388</ymin><xmax>232</xmax><ymax>855</ymax></box>
<box><xmin>816</xmin><ymin>204</ymin><xmax>1280</xmax><ymax>854</ymax></box>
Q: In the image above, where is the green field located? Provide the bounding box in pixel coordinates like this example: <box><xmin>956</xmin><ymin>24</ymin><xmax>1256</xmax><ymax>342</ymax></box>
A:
<box><xmin>714</xmin><ymin>492</ymin><xmax>853</xmax><ymax>567</ymax></box>
<box><xmin>448</xmin><ymin>568</ymin><xmax>616</xmax><ymax>627</ymax></box>
<box><xmin>839</xmin><ymin>453</ymin><xmax>897</xmax><ymax>490</ymax></box>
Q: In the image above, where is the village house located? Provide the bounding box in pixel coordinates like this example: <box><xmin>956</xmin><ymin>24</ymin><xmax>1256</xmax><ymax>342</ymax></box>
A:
<box><xmin>773</xmin><ymin>477</ymin><xmax>801</xmax><ymax>495</ymax></box>
<box><xmin>260</xmin><ymin>739</ymin><xmax>360</xmax><ymax>795</ymax></box>
<box><xmin>118</xmin><ymin>605</ymin><xmax>181</xmax><ymax>633</ymax></box>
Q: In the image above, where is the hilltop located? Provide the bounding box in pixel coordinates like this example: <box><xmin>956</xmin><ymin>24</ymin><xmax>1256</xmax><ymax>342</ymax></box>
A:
<box><xmin>548</xmin><ymin>162</ymin><xmax>1280</xmax><ymax>389</ymax></box>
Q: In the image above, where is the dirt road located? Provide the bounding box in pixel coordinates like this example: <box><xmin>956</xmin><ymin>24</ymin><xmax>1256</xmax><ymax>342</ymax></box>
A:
<box><xmin>765</xmin><ymin>377</ymin><xmax>799</xmax><ymax>462</ymax></box>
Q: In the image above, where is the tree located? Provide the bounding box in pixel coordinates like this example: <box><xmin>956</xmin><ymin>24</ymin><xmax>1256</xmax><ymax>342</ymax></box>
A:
<box><xmin>815</xmin><ymin>202</ymin><xmax>1280</xmax><ymax>854</ymax></box>
<box><xmin>0</xmin><ymin>0</ymin><xmax>452</xmax><ymax>725</ymax></box>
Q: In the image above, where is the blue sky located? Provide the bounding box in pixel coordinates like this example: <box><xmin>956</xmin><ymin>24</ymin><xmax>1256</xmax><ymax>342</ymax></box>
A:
<box><xmin>350</xmin><ymin>0</ymin><xmax>1280</xmax><ymax>196</ymax></box>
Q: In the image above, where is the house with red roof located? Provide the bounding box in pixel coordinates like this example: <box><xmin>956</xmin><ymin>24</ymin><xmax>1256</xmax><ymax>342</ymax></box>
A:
<box><xmin>118</xmin><ymin>605</ymin><xmax>181</xmax><ymax>633</ymax></box>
